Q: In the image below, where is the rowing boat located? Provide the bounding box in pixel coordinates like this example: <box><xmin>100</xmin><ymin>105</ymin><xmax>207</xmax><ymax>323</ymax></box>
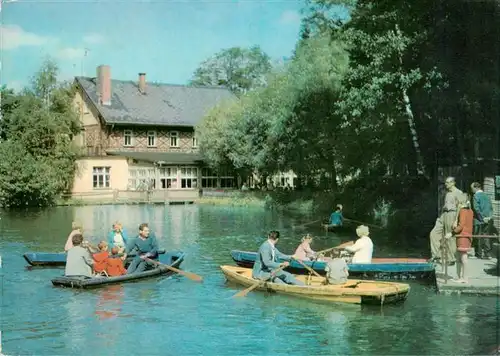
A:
<box><xmin>24</xmin><ymin>249</ymin><xmax>166</xmax><ymax>267</ymax></box>
<box><xmin>221</xmin><ymin>265</ymin><xmax>410</xmax><ymax>305</ymax></box>
<box><xmin>51</xmin><ymin>251</ymin><xmax>184</xmax><ymax>289</ymax></box>
<box><xmin>230</xmin><ymin>250</ymin><xmax>435</xmax><ymax>281</ymax></box>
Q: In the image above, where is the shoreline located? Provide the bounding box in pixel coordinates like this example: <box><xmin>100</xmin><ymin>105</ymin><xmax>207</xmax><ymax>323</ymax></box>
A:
<box><xmin>54</xmin><ymin>195</ymin><xmax>267</xmax><ymax>208</ymax></box>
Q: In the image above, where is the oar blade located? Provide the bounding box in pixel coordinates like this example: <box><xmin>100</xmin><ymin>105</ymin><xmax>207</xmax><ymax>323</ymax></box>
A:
<box><xmin>233</xmin><ymin>282</ymin><xmax>260</xmax><ymax>298</ymax></box>
<box><xmin>183</xmin><ymin>271</ymin><xmax>203</xmax><ymax>282</ymax></box>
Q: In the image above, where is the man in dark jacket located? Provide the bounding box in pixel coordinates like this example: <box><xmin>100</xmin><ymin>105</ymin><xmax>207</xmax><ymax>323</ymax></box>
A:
<box><xmin>252</xmin><ymin>231</ymin><xmax>305</xmax><ymax>285</ymax></box>
<box><xmin>471</xmin><ymin>182</ymin><xmax>494</xmax><ymax>259</ymax></box>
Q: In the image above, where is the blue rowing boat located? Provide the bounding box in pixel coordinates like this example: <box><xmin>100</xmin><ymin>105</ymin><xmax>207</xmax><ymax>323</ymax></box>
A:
<box><xmin>23</xmin><ymin>249</ymin><xmax>166</xmax><ymax>267</ymax></box>
<box><xmin>51</xmin><ymin>251</ymin><xmax>185</xmax><ymax>289</ymax></box>
<box><xmin>230</xmin><ymin>250</ymin><xmax>435</xmax><ymax>281</ymax></box>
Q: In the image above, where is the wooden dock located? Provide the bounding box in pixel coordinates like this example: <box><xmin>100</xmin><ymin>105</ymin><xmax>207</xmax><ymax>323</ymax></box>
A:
<box><xmin>435</xmin><ymin>257</ymin><xmax>499</xmax><ymax>295</ymax></box>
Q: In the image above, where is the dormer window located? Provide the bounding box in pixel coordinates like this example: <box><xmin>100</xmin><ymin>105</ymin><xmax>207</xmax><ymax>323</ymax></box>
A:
<box><xmin>124</xmin><ymin>130</ymin><xmax>134</xmax><ymax>147</ymax></box>
<box><xmin>170</xmin><ymin>131</ymin><xmax>179</xmax><ymax>147</ymax></box>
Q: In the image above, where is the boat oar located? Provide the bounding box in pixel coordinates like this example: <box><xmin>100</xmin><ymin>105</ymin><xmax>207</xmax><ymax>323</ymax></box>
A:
<box><xmin>291</xmin><ymin>257</ymin><xmax>326</xmax><ymax>282</ymax></box>
<box><xmin>344</xmin><ymin>218</ymin><xmax>383</xmax><ymax>229</ymax></box>
<box><xmin>144</xmin><ymin>258</ymin><xmax>203</xmax><ymax>282</ymax></box>
<box><xmin>316</xmin><ymin>241</ymin><xmax>354</xmax><ymax>255</ymax></box>
<box><xmin>233</xmin><ymin>265</ymin><xmax>287</xmax><ymax>298</ymax></box>
<box><xmin>293</xmin><ymin>219</ymin><xmax>320</xmax><ymax>229</ymax></box>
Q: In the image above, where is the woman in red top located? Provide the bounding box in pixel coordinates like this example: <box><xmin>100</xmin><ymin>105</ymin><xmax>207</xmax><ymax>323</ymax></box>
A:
<box><xmin>452</xmin><ymin>194</ymin><xmax>474</xmax><ymax>283</ymax></box>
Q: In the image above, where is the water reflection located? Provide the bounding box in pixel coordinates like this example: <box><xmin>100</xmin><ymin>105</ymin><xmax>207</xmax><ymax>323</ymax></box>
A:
<box><xmin>95</xmin><ymin>285</ymin><xmax>125</xmax><ymax>320</ymax></box>
<box><xmin>1</xmin><ymin>205</ymin><xmax>499</xmax><ymax>356</ymax></box>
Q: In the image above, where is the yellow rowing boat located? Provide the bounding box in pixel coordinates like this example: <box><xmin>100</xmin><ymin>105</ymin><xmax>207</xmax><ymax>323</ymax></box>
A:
<box><xmin>221</xmin><ymin>265</ymin><xmax>410</xmax><ymax>305</ymax></box>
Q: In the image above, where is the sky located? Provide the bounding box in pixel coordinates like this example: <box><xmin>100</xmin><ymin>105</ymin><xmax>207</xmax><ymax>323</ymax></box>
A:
<box><xmin>1</xmin><ymin>0</ymin><xmax>305</xmax><ymax>92</ymax></box>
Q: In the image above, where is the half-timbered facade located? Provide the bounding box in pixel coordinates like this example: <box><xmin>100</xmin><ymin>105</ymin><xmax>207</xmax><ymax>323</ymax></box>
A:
<box><xmin>70</xmin><ymin>65</ymin><xmax>236</xmax><ymax>199</ymax></box>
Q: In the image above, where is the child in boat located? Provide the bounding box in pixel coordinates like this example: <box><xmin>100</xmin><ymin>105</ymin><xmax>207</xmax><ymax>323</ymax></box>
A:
<box><xmin>93</xmin><ymin>241</ymin><xmax>110</xmax><ymax>274</ymax></box>
<box><xmin>106</xmin><ymin>247</ymin><xmax>127</xmax><ymax>277</ymax></box>
<box><xmin>343</xmin><ymin>225</ymin><xmax>373</xmax><ymax>264</ymax></box>
<box><xmin>452</xmin><ymin>194</ymin><xmax>473</xmax><ymax>284</ymax></box>
<box><xmin>294</xmin><ymin>234</ymin><xmax>317</xmax><ymax>260</ymax></box>
<box><xmin>329</xmin><ymin>205</ymin><xmax>344</xmax><ymax>226</ymax></box>
<box><xmin>64</xmin><ymin>221</ymin><xmax>83</xmax><ymax>252</ymax></box>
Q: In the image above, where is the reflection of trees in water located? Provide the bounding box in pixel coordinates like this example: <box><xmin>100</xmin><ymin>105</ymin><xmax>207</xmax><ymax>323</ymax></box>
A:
<box><xmin>465</xmin><ymin>300</ymin><xmax>500</xmax><ymax>355</ymax></box>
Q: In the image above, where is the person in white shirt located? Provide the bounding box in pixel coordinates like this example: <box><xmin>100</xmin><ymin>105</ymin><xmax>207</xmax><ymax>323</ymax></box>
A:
<box><xmin>343</xmin><ymin>225</ymin><xmax>374</xmax><ymax>264</ymax></box>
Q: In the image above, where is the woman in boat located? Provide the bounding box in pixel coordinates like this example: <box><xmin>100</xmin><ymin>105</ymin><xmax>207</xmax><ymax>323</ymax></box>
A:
<box><xmin>452</xmin><ymin>193</ymin><xmax>473</xmax><ymax>284</ymax></box>
<box><xmin>343</xmin><ymin>225</ymin><xmax>374</xmax><ymax>264</ymax></box>
<box><xmin>65</xmin><ymin>233</ymin><xmax>94</xmax><ymax>277</ymax></box>
<box><xmin>329</xmin><ymin>205</ymin><xmax>344</xmax><ymax>227</ymax></box>
<box><xmin>294</xmin><ymin>234</ymin><xmax>317</xmax><ymax>261</ymax></box>
<box><xmin>108</xmin><ymin>222</ymin><xmax>128</xmax><ymax>253</ymax></box>
<box><xmin>64</xmin><ymin>221</ymin><xmax>83</xmax><ymax>252</ymax></box>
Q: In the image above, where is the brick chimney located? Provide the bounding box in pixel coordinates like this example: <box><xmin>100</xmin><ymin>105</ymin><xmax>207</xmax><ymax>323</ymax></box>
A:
<box><xmin>96</xmin><ymin>65</ymin><xmax>111</xmax><ymax>106</ymax></box>
<box><xmin>138</xmin><ymin>73</ymin><xmax>146</xmax><ymax>94</ymax></box>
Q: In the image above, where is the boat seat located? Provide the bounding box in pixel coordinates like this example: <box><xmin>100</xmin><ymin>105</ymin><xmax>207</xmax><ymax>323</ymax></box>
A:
<box><xmin>94</xmin><ymin>271</ymin><xmax>109</xmax><ymax>278</ymax></box>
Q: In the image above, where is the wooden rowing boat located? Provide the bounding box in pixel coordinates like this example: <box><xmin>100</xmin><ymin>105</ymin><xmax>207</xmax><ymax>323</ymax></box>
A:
<box><xmin>221</xmin><ymin>265</ymin><xmax>410</xmax><ymax>305</ymax></box>
<box><xmin>51</xmin><ymin>251</ymin><xmax>184</xmax><ymax>289</ymax></box>
<box><xmin>230</xmin><ymin>250</ymin><xmax>435</xmax><ymax>281</ymax></box>
<box><xmin>24</xmin><ymin>249</ymin><xmax>166</xmax><ymax>267</ymax></box>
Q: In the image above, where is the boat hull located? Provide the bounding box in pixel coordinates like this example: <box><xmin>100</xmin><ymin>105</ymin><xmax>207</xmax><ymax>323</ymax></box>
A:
<box><xmin>230</xmin><ymin>250</ymin><xmax>435</xmax><ymax>281</ymax></box>
<box><xmin>51</xmin><ymin>251</ymin><xmax>184</xmax><ymax>289</ymax></box>
<box><xmin>221</xmin><ymin>265</ymin><xmax>409</xmax><ymax>305</ymax></box>
<box><xmin>24</xmin><ymin>249</ymin><xmax>166</xmax><ymax>267</ymax></box>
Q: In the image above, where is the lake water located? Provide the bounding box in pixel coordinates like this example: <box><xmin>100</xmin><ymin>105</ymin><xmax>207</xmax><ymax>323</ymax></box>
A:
<box><xmin>0</xmin><ymin>204</ymin><xmax>498</xmax><ymax>355</ymax></box>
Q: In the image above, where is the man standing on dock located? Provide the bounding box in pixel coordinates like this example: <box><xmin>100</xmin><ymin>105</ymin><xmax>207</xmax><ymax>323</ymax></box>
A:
<box><xmin>471</xmin><ymin>182</ymin><xmax>494</xmax><ymax>259</ymax></box>
<box><xmin>430</xmin><ymin>176</ymin><xmax>463</xmax><ymax>265</ymax></box>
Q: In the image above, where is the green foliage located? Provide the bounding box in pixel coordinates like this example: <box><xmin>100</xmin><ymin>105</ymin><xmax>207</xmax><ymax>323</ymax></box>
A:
<box><xmin>190</xmin><ymin>46</ymin><xmax>272</xmax><ymax>95</ymax></box>
<box><xmin>0</xmin><ymin>59</ymin><xmax>81</xmax><ymax>208</ymax></box>
<box><xmin>197</xmin><ymin>33</ymin><xmax>348</xmax><ymax>186</ymax></box>
<box><xmin>199</xmin><ymin>0</ymin><xmax>499</xmax><ymax>240</ymax></box>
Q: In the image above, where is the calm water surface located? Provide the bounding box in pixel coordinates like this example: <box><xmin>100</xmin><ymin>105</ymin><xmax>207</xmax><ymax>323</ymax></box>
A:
<box><xmin>0</xmin><ymin>205</ymin><xmax>498</xmax><ymax>355</ymax></box>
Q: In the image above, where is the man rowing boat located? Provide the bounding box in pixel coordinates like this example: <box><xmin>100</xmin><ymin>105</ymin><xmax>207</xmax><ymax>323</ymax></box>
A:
<box><xmin>252</xmin><ymin>231</ymin><xmax>305</xmax><ymax>286</ymax></box>
<box><xmin>122</xmin><ymin>223</ymin><xmax>159</xmax><ymax>274</ymax></box>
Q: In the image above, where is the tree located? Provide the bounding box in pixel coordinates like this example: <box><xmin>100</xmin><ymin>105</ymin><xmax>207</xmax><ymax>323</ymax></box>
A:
<box><xmin>190</xmin><ymin>46</ymin><xmax>272</xmax><ymax>95</ymax></box>
<box><xmin>0</xmin><ymin>60</ymin><xmax>81</xmax><ymax>207</ymax></box>
<box><xmin>197</xmin><ymin>34</ymin><xmax>348</xmax><ymax>189</ymax></box>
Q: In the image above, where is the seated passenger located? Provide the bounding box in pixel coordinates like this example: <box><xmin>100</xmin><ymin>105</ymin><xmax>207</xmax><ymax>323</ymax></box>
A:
<box><xmin>294</xmin><ymin>234</ymin><xmax>317</xmax><ymax>261</ymax></box>
<box><xmin>107</xmin><ymin>221</ymin><xmax>128</xmax><ymax>253</ymax></box>
<box><xmin>329</xmin><ymin>205</ymin><xmax>344</xmax><ymax>226</ymax></box>
<box><xmin>342</xmin><ymin>225</ymin><xmax>374</xmax><ymax>264</ymax></box>
<box><xmin>64</xmin><ymin>221</ymin><xmax>83</xmax><ymax>252</ymax></box>
<box><xmin>122</xmin><ymin>223</ymin><xmax>159</xmax><ymax>274</ymax></box>
<box><xmin>93</xmin><ymin>241</ymin><xmax>110</xmax><ymax>274</ymax></box>
<box><xmin>252</xmin><ymin>230</ymin><xmax>305</xmax><ymax>286</ymax></box>
<box><xmin>106</xmin><ymin>247</ymin><xmax>127</xmax><ymax>277</ymax></box>
<box><xmin>65</xmin><ymin>233</ymin><xmax>94</xmax><ymax>277</ymax></box>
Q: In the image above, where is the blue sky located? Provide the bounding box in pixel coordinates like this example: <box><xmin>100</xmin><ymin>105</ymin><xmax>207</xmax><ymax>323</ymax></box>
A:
<box><xmin>1</xmin><ymin>0</ymin><xmax>305</xmax><ymax>91</ymax></box>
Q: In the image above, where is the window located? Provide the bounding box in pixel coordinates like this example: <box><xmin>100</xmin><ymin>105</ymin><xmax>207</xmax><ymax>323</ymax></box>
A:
<box><xmin>495</xmin><ymin>175</ymin><xmax>500</xmax><ymax>201</ymax></box>
<box><xmin>128</xmin><ymin>168</ymin><xmax>155</xmax><ymax>190</ymax></box>
<box><xmin>180</xmin><ymin>166</ymin><xmax>197</xmax><ymax>188</ymax></box>
<box><xmin>170</xmin><ymin>131</ymin><xmax>179</xmax><ymax>147</ymax></box>
<box><xmin>202</xmin><ymin>168</ymin><xmax>218</xmax><ymax>188</ymax></box>
<box><xmin>219</xmin><ymin>167</ymin><xmax>235</xmax><ymax>188</ymax></box>
<box><xmin>147</xmin><ymin>131</ymin><xmax>157</xmax><ymax>147</ymax></box>
<box><xmin>124</xmin><ymin>130</ymin><xmax>133</xmax><ymax>147</ymax></box>
<box><xmin>159</xmin><ymin>167</ymin><xmax>178</xmax><ymax>189</ymax></box>
<box><xmin>93</xmin><ymin>167</ymin><xmax>110</xmax><ymax>189</ymax></box>
<box><xmin>192</xmin><ymin>134</ymin><xmax>198</xmax><ymax>148</ymax></box>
